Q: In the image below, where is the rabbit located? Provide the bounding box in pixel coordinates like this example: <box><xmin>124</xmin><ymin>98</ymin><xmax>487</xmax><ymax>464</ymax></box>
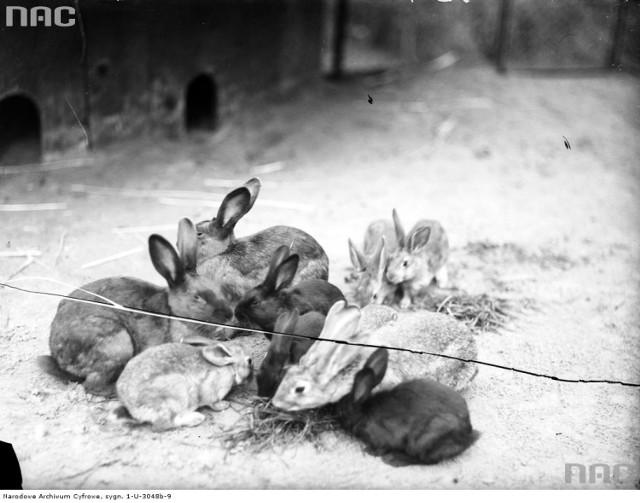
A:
<box><xmin>38</xmin><ymin>218</ymin><xmax>233</xmax><ymax>397</ymax></box>
<box><xmin>257</xmin><ymin>309</ymin><xmax>326</xmax><ymax>398</ymax></box>
<box><xmin>271</xmin><ymin>300</ymin><xmax>477</xmax><ymax>412</ymax></box>
<box><xmin>234</xmin><ymin>245</ymin><xmax>345</xmax><ymax>335</ymax></box>
<box><xmin>195</xmin><ymin>177</ymin><xmax>329</xmax><ymax>305</ymax></box>
<box><xmin>348</xmin><ymin>219</ymin><xmax>400</xmax><ymax>307</ymax></box>
<box><xmin>335</xmin><ymin>348</ymin><xmax>478</xmax><ymax>466</ymax></box>
<box><xmin>385</xmin><ymin>208</ymin><xmax>450</xmax><ymax>309</ymax></box>
<box><xmin>115</xmin><ymin>341</ymin><xmax>252</xmax><ymax>431</ymax></box>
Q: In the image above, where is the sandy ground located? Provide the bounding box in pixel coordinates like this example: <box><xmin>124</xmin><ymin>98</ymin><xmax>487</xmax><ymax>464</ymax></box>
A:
<box><xmin>1</xmin><ymin>63</ymin><xmax>639</xmax><ymax>489</ymax></box>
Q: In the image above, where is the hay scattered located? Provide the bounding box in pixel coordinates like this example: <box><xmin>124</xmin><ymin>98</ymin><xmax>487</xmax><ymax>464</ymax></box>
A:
<box><xmin>419</xmin><ymin>291</ymin><xmax>516</xmax><ymax>332</ymax></box>
<box><xmin>223</xmin><ymin>399</ymin><xmax>339</xmax><ymax>454</ymax></box>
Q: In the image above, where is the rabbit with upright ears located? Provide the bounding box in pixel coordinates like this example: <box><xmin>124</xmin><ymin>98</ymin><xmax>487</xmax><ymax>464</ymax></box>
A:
<box><xmin>271</xmin><ymin>300</ymin><xmax>477</xmax><ymax>412</ymax></box>
<box><xmin>234</xmin><ymin>245</ymin><xmax>345</xmax><ymax>334</ymax></box>
<box><xmin>348</xmin><ymin>219</ymin><xmax>399</xmax><ymax>307</ymax></box>
<box><xmin>115</xmin><ymin>341</ymin><xmax>252</xmax><ymax>431</ymax></box>
<box><xmin>335</xmin><ymin>348</ymin><xmax>478</xmax><ymax>466</ymax></box>
<box><xmin>385</xmin><ymin>208</ymin><xmax>450</xmax><ymax>309</ymax></box>
<box><xmin>39</xmin><ymin>218</ymin><xmax>233</xmax><ymax>397</ymax></box>
<box><xmin>257</xmin><ymin>309</ymin><xmax>326</xmax><ymax>398</ymax></box>
<box><xmin>196</xmin><ymin>177</ymin><xmax>329</xmax><ymax>305</ymax></box>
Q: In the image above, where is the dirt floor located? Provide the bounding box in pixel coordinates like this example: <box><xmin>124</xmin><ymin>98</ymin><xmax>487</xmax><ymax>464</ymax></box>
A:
<box><xmin>1</xmin><ymin>63</ymin><xmax>639</xmax><ymax>489</ymax></box>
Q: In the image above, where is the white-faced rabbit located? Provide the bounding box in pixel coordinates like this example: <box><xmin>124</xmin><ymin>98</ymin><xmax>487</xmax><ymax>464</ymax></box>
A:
<box><xmin>257</xmin><ymin>309</ymin><xmax>326</xmax><ymax>398</ymax></box>
<box><xmin>271</xmin><ymin>301</ymin><xmax>477</xmax><ymax>411</ymax></box>
<box><xmin>335</xmin><ymin>348</ymin><xmax>478</xmax><ymax>466</ymax></box>
<box><xmin>385</xmin><ymin>209</ymin><xmax>450</xmax><ymax>309</ymax></box>
<box><xmin>196</xmin><ymin>178</ymin><xmax>329</xmax><ymax>304</ymax></box>
<box><xmin>38</xmin><ymin>218</ymin><xmax>233</xmax><ymax>397</ymax></box>
<box><xmin>234</xmin><ymin>245</ymin><xmax>345</xmax><ymax>334</ymax></box>
<box><xmin>348</xmin><ymin>219</ymin><xmax>399</xmax><ymax>307</ymax></box>
<box><xmin>116</xmin><ymin>341</ymin><xmax>252</xmax><ymax>431</ymax></box>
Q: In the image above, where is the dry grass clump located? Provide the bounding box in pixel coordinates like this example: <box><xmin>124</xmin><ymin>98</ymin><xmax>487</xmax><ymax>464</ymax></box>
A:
<box><xmin>223</xmin><ymin>399</ymin><xmax>339</xmax><ymax>454</ymax></box>
<box><xmin>418</xmin><ymin>291</ymin><xmax>516</xmax><ymax>332</ymax></box>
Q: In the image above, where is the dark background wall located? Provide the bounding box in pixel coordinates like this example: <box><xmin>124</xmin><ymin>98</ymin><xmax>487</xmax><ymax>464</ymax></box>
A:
<box><xmin>0</xmin><ymin>0</ymin><xmax>324</xmax><ymax>160</ymax></box>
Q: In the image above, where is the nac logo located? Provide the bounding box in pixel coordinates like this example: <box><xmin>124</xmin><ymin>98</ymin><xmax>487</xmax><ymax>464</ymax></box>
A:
<box><xmin>5</xmin><ymin>6</ymin><xmax>76</xmax><ymax>27</ymax></box>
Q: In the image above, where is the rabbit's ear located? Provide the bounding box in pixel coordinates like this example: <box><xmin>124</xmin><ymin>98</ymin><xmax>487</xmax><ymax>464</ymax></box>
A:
<box><xmin>323</xmin><ymin>329</ymin><xmax>369</xmax><ymax>380</ymax></box>
<box><xmin>274</xmin><ymin>254</ymin><xmax>299</xmax><ymax>291</ymax></box>
<box><xmin>216</xmin><ymin>187</ymin><xmax>252</xmax><ymax>231</ymax></box>
<box><xmin>370</xmin><ymin>237</ymin><xmax>387</xmax><ymax>282</ymax></box>
<box><xmin>392</xmin><ymin>208</ymin><xmax>406</xmax><ymax>248</ymax></box>
<box><xmin>177</xmin><ymin>218</ymin><xmax>198</xmax><ymax>272</ymax></box>
<box><xmin>409</xmin><ymin>226</ymin><xmax>431</xmax><ymax>253</ymax></box>
<box><xmin>306</xmin><ymin>302</ymin><xmax>363</xmax><ymax>373</ymax></box>
<box><xmin>348</xmin><ymin>239</ymin><xmax>366</xmax><ymax>272</ymax></box>
<box><xmin>363</xmin><ymin>348</ymin><xmax>388</xmax><ymax>387</ymax></box>
<box><xmin>149</xmin><ymin>234</ymin><xmax>185</xmax><ymax>287</ymax></box>
<box><xmin>351</xmin><ymin>368</ymin><xmax>376</xmax><ymax>404</ymax></box>
<box><xmin>274</xmin><ymin>309</ymin><xmax>300</xmax><ymax>335</ymax></box>
<box><xmin>271</xmin><ymin>333</ymin><xmax>295</xmax><ymax>356</ymax></box>
<box><xmin>243</xmin><ymin>177</ymin><xmax>262</xmax><ymax>210</ymax></box>
<box><xmin>262</xmin><ymin>245</ymin><xmax>290</xmax><ymax>291</ymax></box>
<box><xmin>299</xmin><ymin>301</ymin><xmax>353</xmax><ymax>366</ymax></box>
<box><xmin>351</xmin><ymin>348</ymin><xmax>388</xmax><ymax>404</ymax></box>
<box><xmin>202</xmin><ymin>344</ymin><xmax>235</xmax><ymax>366</ymax></box>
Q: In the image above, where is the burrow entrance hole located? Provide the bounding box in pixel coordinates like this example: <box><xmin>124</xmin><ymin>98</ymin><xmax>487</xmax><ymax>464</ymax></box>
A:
<box><xmin>0</xmin><ymin>95</ymin><xmax>42</xmax><ymax>165</ymax></box>
<box><xmin>185</xmin><ymin>74</ymin><xmax>217</xmax><ymax>131</ymax></box>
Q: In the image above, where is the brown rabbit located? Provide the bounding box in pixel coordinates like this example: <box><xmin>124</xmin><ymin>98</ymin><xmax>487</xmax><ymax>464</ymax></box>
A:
<box><xmin>234</xmin><ymin>245</ymin><xmax>345</xmax><ymax>334</ymax></box>
<box><xmin>348</xmin><ymin>218</ymin><xmax>399</xmax><ymax>307</ymax></box>
<box><xmin>196</xmin><ymin>178</ymin><xmax>329</xmax><ymax>305</ymax></box>
<box><xmin>385</xmin><ymin>209</ymin><xmax>450</xmax><ymax>309</ymax></box>
<box><xmin>257</xmin><ymin>309</ymin><xmax>326</xmax><ymax>398</ymax></box>
<box><xmin>38</xmin><ymin>218</ymin><xmax>232</xmax><ymax>397</ymax></box>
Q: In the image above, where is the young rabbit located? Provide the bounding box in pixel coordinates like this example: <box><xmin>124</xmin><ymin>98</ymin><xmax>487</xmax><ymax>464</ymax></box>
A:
<box><xmin>385</xmin><ymin>209</ymin><xmax>450</xmax><ymax>309</ymax></box>
<box><xmin>335</xmin><ymin>348</ymin><xmax>478</xmax><ymax>466</ymax></box>
<box><xmin>271</xmin><ymin>300</ymin><xmax>477</xmax><ymax>412</ymax></box>
<box><xmin>116</xmin><ymin>341</ymin><xmax>252</xmax><ymax>431</ymax></box>
<box><xmin>38</xmin><ymin>218</ymin><xmax>233</xmax><ymax>397</ymax></box>
<box><xmin>349</xmin><ymin>224</ymin><xmax>399</xmax><ymax>308</ymax></box>
<box><xmin>234</xmin><ymin>245</ymin><xmax>345</xmax><ymax>334</ymax></box>
<box><xmin>196</xmin><ymin>178</ymin><xmax>329</xmax><ymax>305</ymax></box>
<box><xmin>257</xmin><ymin>309</ymin><xmax>326</xmax><ymax>398</ymax></box>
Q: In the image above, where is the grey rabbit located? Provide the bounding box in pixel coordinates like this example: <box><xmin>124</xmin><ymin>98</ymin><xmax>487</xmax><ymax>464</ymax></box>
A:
<box><xmin>38</xmin><ymin>218</ymin><xmax>233</xmax><ymax>397</ymax></box>
<box><xmin>115</xmin><ymin>341</ymin><xmax>252</xmax><ymax>431</ymax></box>
<box><xmin>348</xmin><ymin>218</ymin><xmax>399</xmax><ymax>306</ymax></box>
<box><xmin>335</xmin><ymin>348</ymin><xmax>479</xmax><ymax>466</ymax></box>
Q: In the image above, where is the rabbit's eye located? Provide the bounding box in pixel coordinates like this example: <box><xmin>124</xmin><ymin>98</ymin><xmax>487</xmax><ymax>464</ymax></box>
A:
<box><xmin>194</xmin><ymin>294</ymin><xmax>201</xmax><ymax>301</ymax></box>
<box><xmin>372</xmin><ymin>292</ymin><xmax>378</xmax><ymax>301</ymax></box>
<box><xmin>251</xmin><ymin>299</ymin><xmax>259</xmax><ymax>306</ymax></box>
<box><xmin>295</xmin><ymin>386</ymin><xmax>305</xmax><ymax>394</ymax></box>
<box><xmin>402</xmin><ymin>260</ymin><xmax>408</xmax><ymax>267</ymax></box>
<box><xmin>247</xmin><ymin>358</ymin><xmax>253</xmax><ymax>366</ymax></box>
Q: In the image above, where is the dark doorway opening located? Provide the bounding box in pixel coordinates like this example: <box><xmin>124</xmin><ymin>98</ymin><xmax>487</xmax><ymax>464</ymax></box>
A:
<box><xmin>0</xmin><ymin>95</ymin><xmax>42</xmax><ymax>165</ymax></box>
<box><xmin>185</xmin><ymin>74</ymin><xmax>217</xmax><ymax>131</ymax></box>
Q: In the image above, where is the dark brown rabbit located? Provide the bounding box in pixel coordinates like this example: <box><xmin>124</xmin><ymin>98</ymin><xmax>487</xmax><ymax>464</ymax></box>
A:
<box><xmin>257</xmin><ymin>309</ymin><xmax>326</xmax><ymax>398</ymax></box>
<box><xmin>38</xmin><ymin>218</ymin><xmax>233</xmax><ymax>397</ymax></box>
<box><xmin>196</xmin><ymin>178</ymin><xmax>329</xmax><ymax>305</ymax></box>
<box><xmin>234</xmin><ymin>245</ymin><xmax>344</xmax><ymax>335</ymax></box>
<box><xmin>335</xmin><ymin>349</ymin><xmax>478</xmax><ymax>467</ymax></box>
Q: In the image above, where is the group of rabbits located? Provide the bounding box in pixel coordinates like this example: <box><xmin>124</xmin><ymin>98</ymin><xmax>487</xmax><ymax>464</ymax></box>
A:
<box><xmin>38</xmin><ymin>177</ymin><xmax>479</xmax><ymax>466</ymax></box>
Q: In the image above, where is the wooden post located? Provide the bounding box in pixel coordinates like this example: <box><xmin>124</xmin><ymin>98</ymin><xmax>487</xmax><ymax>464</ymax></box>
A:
<box><xmin>329</xmin><ymin>0</ymin><xmax>349</xmax><ymax>79</ymax></box>
<box><xmin>609</xmin><ymin>0</ymin><xmax>628</xmax><ymax>69</ymax></box>
<box><xmin>496</xmin><ymin>0</ymin><xmax>513</xmax><ymax>74</ymax></box>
